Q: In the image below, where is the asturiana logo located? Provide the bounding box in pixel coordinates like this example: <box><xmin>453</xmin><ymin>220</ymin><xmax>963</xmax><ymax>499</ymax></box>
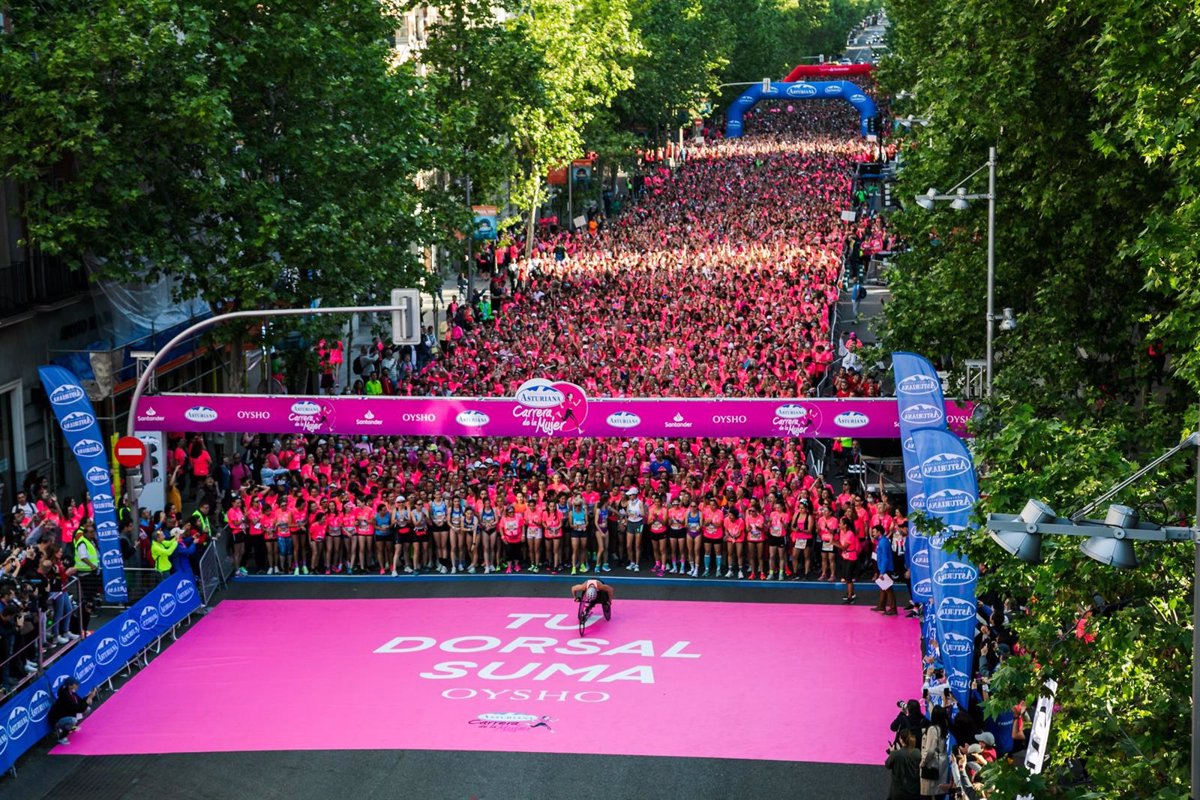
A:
<box><xmin>184</xmin><ymin>406</ymin><xmax>218</xmax><ymax>423</ymax></box>
<box><xmin>95</xmin><ymin>637</ymin><xmax>120</xmax><ymax>666</ymax></box>
<box><xmin>823</xmin><ymin>84</ymin><xmax>843</xmax><ymax>95</ymax></box>
<box><xmin>28</xmin><ymin>689</ymin><xmax>50</xmax><ymax>723</ymax></box>
<box><xmin>897</xmin><ymin>374</ymin><xmax>940</xmax><ymax>396</ymax></box>
<box><xmin>911</xmin><ymin>548</ymin><xmax>930</xmax><ymax>568</ymax></box>
<box><xmin>60</xmin><ymin>410</ymin><xmax>96</xmax><ymax>432</ymax></box>
<box><xmin>74</xmin><ymin>653</ymin><xmax>96</xmax><ymax>683</ymax></box>
<box><xmin>49</xmin><ymin>384</ymin><xmax>86</xmax><ymax>406</ymax></box>
<box><xmin>934</xmin><ymin>560</ymin><xmax>978</xmax><ymax>586</ymax></box>
<box><xmin>942</xmin><ymin>632</ymin><xmax>974</xmax><ymax>657</ymax></box>
<box><xmin>159</xmin><ymin>593</ymin><xmax>178</xmax><ymax>618</ymax></box>
<box><xmin>85</xmin><ymin>465</ymin><xmax>110</xmax><ymax>487</ymax></box>
<box><xmin>139</xmin><ymin>606</ymin><xmax>161</xmax><ymax>631</ymax></box>
<box><xmin>176</xmin><ymin>580</ymin><xmax>197</xmax><ymax>604</ymax></box>
<box><xmin>96</xmin><ymin>521</ymin><xmax>119</xmax><ymax>542</ymax></box>
<box><xmin>91</xmin><ymin>492</ymin><xmax>115</xmax><ymax>514</ymax></box>
<box><xmin>925</xmin><ymin>489</ymin><xmax>975</xmax><ymax>514</ymax></box>
<box><xmin>102</xmin><ymin>550</ymin><xmax>123</xmax><ymax>570</ymax></box>
<box><xmin>119</xmin><ymin>618</ymin><xmax>141</xmax><ymax>648</ymax></box>
<box><xmin>906</xmin><ymin>465</ymin><xmax>923</xmax><ymax>484</ymax></box>
<box><xmin>73</xmin><ymin>438</ymin><xmax>105</xmax><ymax>458</ymax></box>
<box><xmin>921</xmin><ymin>452</ymin><xmax>972</xmax><ymax>478</ymax></box>
<box><xmin>104</xmin><ymin>577</ymin><xmax>127</xmax><ymax>597</ymax></box>
<box><xmin>515</xmin><ymin>380</ymin><xmax>565</xmax><ymax>409</ymax></box>
<box><xmin>904</xmin><ymin>436</ymin><xmax>916</xmax><ymax>452</ymax></box>
<box><xmin>900</xmin><ymin>403</ymin><xmax>943</xmax><ymax>425</ymax></box>
<box><xmin>850</xmin><ymin>93</ymin><xmax>867</xmax><ymax>103</ymax></box>
<box><xmin>605</xmin><ymin>411</ymin><xmax>641</xmax><ymax>429</ymax></box>
<box><xmin>786</xmin><ymin>83</ymin><xmax>818</xmax><ymax>97</ymax></box>
<box><xmin>948</xmin><ymin>668</ymin><xmax>972</xmax><ymax>691</ymax></box>
<box><xmin>6</xmin><ymin>706</ymin><xmax>29</xmax><ymax>740</ymax></box>
<box><xmin>913</xmin><ymin>578</ymin><xmax>933</xmax><ymax>598</ymax></box>
<box><xmin>0</xmin><ymin>726</ymin><xmax>8</xmax><ymax>756</ymax></box>
<box><xmin>456</xmin><ymin>410</ymin><xmax>490</xmax><ymax>428</ymax></box>
<box><xmin>290</xmin><ymin>401</ymin><xmax>321</xmax><ymax>416</ymax></box>
<box><xmin>833</xmin><ymin>411</ymin><xmax>869</xmax><ymax>429</ymax></box>
<box><xmin>937</xmin><ymin>596</ymin><xmax>977</xmax><ymax>622</ymax></box>
<box><xmin>909</xmin><ymin>492</ymin><xmax>926</xmax><ymax>511</ymax></box>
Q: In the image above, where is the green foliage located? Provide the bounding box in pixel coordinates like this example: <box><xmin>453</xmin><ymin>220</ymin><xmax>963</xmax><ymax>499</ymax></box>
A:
<box><xmin>0</xmin><ymin>0</ymin><xmax>447</xmax><ymax>322</ymax></box>
<box><xmin>879</xmin><ymin>0</ymin><xmax>1200</xmax><ymax>795</ymax></box>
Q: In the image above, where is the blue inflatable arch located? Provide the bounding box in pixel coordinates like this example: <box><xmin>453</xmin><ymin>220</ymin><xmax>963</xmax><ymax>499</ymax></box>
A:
<box><xmin>725</xmin><ymin>81</ymin><xmax>878</xmax><ymax>138</ymax></box>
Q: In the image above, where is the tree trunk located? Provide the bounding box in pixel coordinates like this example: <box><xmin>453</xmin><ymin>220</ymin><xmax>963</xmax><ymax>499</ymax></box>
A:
<box><xmin>525</xmin><ymin>182</ymin><xmax>540</xmax><ymax>261</ymax></box>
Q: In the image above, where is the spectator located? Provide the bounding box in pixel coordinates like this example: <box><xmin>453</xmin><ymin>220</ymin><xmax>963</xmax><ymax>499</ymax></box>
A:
<box><xmin>920</xmin><ymin>705</ymin><xmax>951</xmax><ymax>799</ymax></box>
<box><xmin>150</xmin><ymin>530</ymin><xmax>179</xmax><ymax>582</ymax></box>
<box><xmin>886</xmin><ymin>728</ymin><xmax>923</xmax><ymax>800</ymax></box>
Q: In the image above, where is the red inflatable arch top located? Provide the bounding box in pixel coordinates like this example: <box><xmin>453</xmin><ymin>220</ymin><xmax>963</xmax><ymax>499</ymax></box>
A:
<box><xmin>782</xmin><ymin>63</ymin><xmax>874</xmax><ymax>81</ymax></box>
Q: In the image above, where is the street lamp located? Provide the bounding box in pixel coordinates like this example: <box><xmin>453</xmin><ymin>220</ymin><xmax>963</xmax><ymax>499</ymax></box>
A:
<box><xmin>984</xmin><ymin>431</ymin><xmax>1200</xmax><ymax>795</ymax></box>
<box><xmin>915</xmin><ymin>147</ymin><xmax>998</xmax><ymax>396</ymax></box>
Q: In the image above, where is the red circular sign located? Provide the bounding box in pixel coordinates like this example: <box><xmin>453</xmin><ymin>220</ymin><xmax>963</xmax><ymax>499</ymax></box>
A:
<box><xmin>115</xmin><ymin>436</ymin><xmax>147</xmax><ymax>468</ymax></box>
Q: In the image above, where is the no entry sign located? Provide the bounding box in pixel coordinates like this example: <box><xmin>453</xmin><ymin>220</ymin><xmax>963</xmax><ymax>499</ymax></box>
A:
<box><xmin>114</xmin><ymin>436</ymin><xmax>147</xmax><ymax>467</ymax></box>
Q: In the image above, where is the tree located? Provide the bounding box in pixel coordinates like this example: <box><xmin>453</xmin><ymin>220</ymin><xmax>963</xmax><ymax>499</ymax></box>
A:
<box><xmin>1</xmin><ymin>0</ymin><xmax>448</xmax><ymax>388</ymax></box>
<box><xmin>612</xmin><ymin>0</ymin><xmax>733</xmax><ymax>143</ymax></box>
<box><xmin>877</xmin><ymin>0</ymin><xmax>1199</xmax><ymax>795</ymax></box>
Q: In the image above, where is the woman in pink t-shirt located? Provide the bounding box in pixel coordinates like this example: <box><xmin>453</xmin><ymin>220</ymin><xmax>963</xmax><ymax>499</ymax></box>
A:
<box><xmin>834</xmin><ymin>517</ymin><xmax>859</xmax><ymax>603</ymax></box>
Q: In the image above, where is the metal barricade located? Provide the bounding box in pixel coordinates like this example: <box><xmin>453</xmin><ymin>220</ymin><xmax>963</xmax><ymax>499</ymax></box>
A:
<box><xmin>198</xmin><ymin>530</ymin><xmax>234</xmax><ymax>607</ymax></box>
<box><xmin>122</xmin><ymin>567</ymin><xmax>166</xmax><ymax>605</ymax></box>
<box><xmin>0</xmin><ymin>577</ymin><xmax>86</xmax><ymax>699</ymax></box>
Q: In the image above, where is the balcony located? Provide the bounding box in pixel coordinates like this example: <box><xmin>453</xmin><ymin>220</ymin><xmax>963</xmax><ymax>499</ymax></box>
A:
<box><xmin>0</xmin><ymin>256</ymin><xmax>90</xmax><ymax>320</ymax></box>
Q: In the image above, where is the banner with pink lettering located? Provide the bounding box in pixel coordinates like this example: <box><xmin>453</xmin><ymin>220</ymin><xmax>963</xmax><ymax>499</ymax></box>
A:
<box><xmin>134</xmin><ymin>379</ymin><xmax>970</xmax><ymax>439</ymax></box>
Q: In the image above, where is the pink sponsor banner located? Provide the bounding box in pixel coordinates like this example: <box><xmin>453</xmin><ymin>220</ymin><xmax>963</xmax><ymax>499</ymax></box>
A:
<box><xmin>58</xmin><ymin>598</ymin><xmax>920</xmax><ymax>764</ymax></box>
<box><xmin>135</xmin><ymin>378</ymin><xmax>972</xmax><ymax>439</ymax></box>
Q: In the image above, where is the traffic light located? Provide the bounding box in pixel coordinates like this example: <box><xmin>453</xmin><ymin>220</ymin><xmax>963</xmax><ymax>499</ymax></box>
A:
<box><xmin>133</xmin><ymin>431</ymin><xmax>165</xmax><ymax>511</ymax></box>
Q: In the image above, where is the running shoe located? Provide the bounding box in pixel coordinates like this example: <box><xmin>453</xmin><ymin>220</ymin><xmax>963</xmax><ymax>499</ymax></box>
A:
<box><xmin>725</xmin><ymin>569</ymin><xmax>733</xmax><ymax>578</ymax></box>
<box><xmin>379</xmin><ymin>568</ymin><xmax>386</xmax><ymax>576</ymax></box>
<box><xmin>593</xmin><ymin>564</ymin><xmax>601</xmax><ymax>573</ymax></box>
<box><xmin>602</xmin><ymin>563</ymin><xmax>611</xmax><ymax>573</ymax></box>
<box><xmin>438</xmin><ymin>565</ymin><xmax>448</xmax><ymax>574</ymax></box>
<box><xmin>570</xmin><ymin>565</ymin><xmax>577</xmax><ymax>575</ymax></box>
<box><xmin>391</xmin><ymin>569</ymin><xmax>398</xmax><ymax>576</ymax></box>
<box><xmin>738</xmin><ymin>569</ymin><xmax>744</xmax><ymax>580</ymax></box>
<box><xmin>324</xmin><ymin>568</ymin><xmax>331</xmax><ymax>575</ymax></box>
<box><xmin>632</xmin><ymin>563</ymin><xmax>640</xmax><ymax>572</ymax></box>
<box><xmin>506</xmin><ymin>564</ymin><xmax>513</xmax><ymax>574</ymax></box>
<box><xmin>467</xmin><ymin>565</ymin><xmax>476</xmax><ymax>574</ymax></box>
<box><xmin>237</xmin><ymin>567</ymin><xmax>248</xmax><ymax>576</ymax></box>
<box><xmin>701</xmin><ymin>569</ymin><xmax>709</xmax><ymax>577</ymax></box>
<box><xmin>302</xmin><ymin>566</ymin><xmax>309</xmax><ymax>575</ymax></box>
<box><xmin>403</xmin><ymin>566</ymin><xmax>414</xmax><ymax>574</ymax></box>
<box><xmin>530</xmin><ymin>564</ymin><xmax>539</xmax><ymax>573</ymax></box>
<box><xmin>515</xmin><ymin>563</ymin><xmax>521</xmax><ymax>573</ymax></box>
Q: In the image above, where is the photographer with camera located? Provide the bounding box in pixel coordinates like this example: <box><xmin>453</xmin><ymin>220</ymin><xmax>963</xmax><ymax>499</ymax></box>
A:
<box><xmin>48</xmin><ymin>677</ymin><xmax>99</xmax><ymax>745</ymax></box>
<box><xmin>0</xmin><ymin>581</ymin><xmax>31</xmax><ymax>689</ymax></box>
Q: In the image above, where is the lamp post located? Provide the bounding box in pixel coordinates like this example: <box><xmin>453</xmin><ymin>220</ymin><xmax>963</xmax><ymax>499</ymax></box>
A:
<box><xmin>984</xmin><ymin>432</ymin><xmax>1200</xmax><ymax>796</ymax></box>
<box><xmin>915</xmin><ymin>147</ymin><xmax>998</xmax><ymax>396</ymax></box>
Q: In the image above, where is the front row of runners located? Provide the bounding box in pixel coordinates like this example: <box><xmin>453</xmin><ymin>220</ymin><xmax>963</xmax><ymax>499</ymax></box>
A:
<box><xmin>224</xmin><ymin>486</ymin><xmax>887</xmax><ymax>581</ymax></box>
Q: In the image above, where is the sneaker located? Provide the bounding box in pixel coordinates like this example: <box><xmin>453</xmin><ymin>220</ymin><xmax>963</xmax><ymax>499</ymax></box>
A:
<box><xmin>451</xmin><ymin>566</ymin><xmax>458</xmax><ymax>575</ymax></box>
<box><xmin>725</xmin><ymin>569</ymin><xmax>733</xmax><ymax>578</ymax></box>
<box><xmin>56</xmin><ymin>737</ymin><xmax>70</xmax><ymax>746</ymax></box>
<box><xmin>593</xmin><ymin>564</ymin><xmax>601</xmax><ymax>573</ymax></box>
<box><xmin>333</xmin><ymin>565</ymin><xmax>343</xmax><ymax>574</ymax></box>
<box><xmin>55</xmin><ymin>635</ymin><xmax>69</xmax><ymax>645</ymax></box>
<box><xmin>759</xmin><ymin>572</ymin><xmax>768</xmax><ymax>581</ymax></box>
<box><xmin>602</xmin><ymin>563</ymin><xmax>611</xmax><ymax>573</ymax></box>
<box><xmin>514</xmin><ymin>563</ymin><xmax>522</xmax><ymax>573</ymax></box>
<box><xmin>438</xmin><ymin>565</ymin><xmax>448</xmax><ymax>574</ymax></box>
<box><xmin>701</xmin><ymin>569</ymin><xmax>710</xmax><ymax>577</ymax></box>
<box><xmin>738</xmin><ymin>569</ymin><xmax>744</xmax><ymax>579</ymax></box>
<box><xmin>237</xmin><ymin>567</ymin><xmax>248</xmax><ymax>576</ymax></box>
<box><xmin>301</xmin><ymin>566</ymin><xmax>309</xmax><ymax>575</ymax></box>
<box><xmin>403</xmin><ymin>566</ymin><xmax>414</xmax><ymax>574</ymax></box>
<box><xmin>529</xmin><ymin>564</ymin><xmax>539</xmax><ymax>573</ymax></box>
<box><xmin>632</xmin><ymin>563</ymin><xmax>640</xmax><ymax>572</ymax></box>
<box><xmin>391</xmin><ymin>569</ymin><xmax>398</xmax><ymax>576</ymax></box>
<box><xmin>505</xmin><ymin>564</ymin><xmax>513</xmax><ymax>574</ymax></box>
<box><xmin>626</xmin><ymin>563</ymin><xmax>635</xmax><ymax>571</ymax></box>
<box><xmin>842</xmin><ymin>596</ymin><xmax>852</xmax><ymax>603</ymax></box>
<box><xmin>324</xmin><ymin>568</ymin><xmax>331</xmax><ymax>575</ymax></box>
<box><xmin>379</xmin><ymin>568</ymin><xmax>386</xmax><ymax>576</ymax></box>
<box><xmin>467</xmin><ymin>565</ymin><xmax>476</xmax><ymax>574</ymax></box>
<box><xmin>570</xmin><ymin>566</ymin><xmax>577</xmax><ymax>575</ymax></box>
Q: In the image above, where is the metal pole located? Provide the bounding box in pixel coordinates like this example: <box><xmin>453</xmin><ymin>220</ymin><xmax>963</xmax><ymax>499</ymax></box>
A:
<box><xmin>985</xmin><ymin>146</ymin><xmax>996</xmax><ymax>398</ymax></box>
<box><xmin>466</xmin><ymin>176</ymin><xmax>473</xmax><ymax>302</ymax></box>
<box><xmin>1193</xmin><ymin>413</ymin><xmax>1200</xmax><ymax>800</ymax></box>
<box><xmin>125</xmin><ymin>304</ymin><xmax>403</xmax><ymax>527</ymax></box>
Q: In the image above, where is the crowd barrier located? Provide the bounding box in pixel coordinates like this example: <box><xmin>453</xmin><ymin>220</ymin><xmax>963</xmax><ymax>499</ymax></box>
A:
<box><xmin>0</xmin><ymin>579</ymin><xmax>85</xmax><ymax>698</ymax></box>
<box><xmin>0</xmin><ymin>573</ymin><xmax>201</xmax><ymax>776</ymax></box>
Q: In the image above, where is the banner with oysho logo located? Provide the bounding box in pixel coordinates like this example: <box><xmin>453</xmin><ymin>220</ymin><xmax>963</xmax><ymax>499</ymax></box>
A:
<box><xmin>132</xmin><ymin>392</ymin><xmax>972</xmax><ymax>440</ymax></box>
<box><xmin>911</xmin><ymin>427</ymin><xmax>981</xmax><ymax>708</ymax></box>
<box><xmin>892</xmin><ymin>352</ymin><xmax>948</xmax><ymax>615</ymax></box>
<box><xmin>38</xmin><ymin>366</ymin><xmax>128</xmax><ymax>602</ymax></box>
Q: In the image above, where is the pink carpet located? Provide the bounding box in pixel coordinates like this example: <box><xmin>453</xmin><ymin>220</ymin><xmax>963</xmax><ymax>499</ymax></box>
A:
<box><xmin>56</xmin><ymin>597</ymin><xmax>919</xmax><ymax>764</ymax></box>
